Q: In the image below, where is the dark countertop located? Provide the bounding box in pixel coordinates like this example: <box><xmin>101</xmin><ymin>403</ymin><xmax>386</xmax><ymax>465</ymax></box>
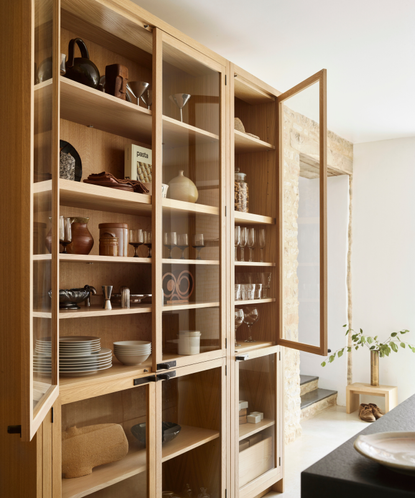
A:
<box><xmin>301</xmin><ymin>394</ymin><xmax>415</xmax><ymax>497</ymax></box>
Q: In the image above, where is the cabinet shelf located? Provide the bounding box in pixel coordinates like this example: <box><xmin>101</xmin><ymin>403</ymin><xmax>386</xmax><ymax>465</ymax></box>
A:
<box><xmin>61</xmin><ymin>447</ymin><xmax>146</xmax><ymax>498</ymax></box>
<box><xmin>234</xmin><ymin>341</ymin><xmax>275</xmax><ymax>354</ymax></box>
<box><xmin>235</xmin><ymin>261</ymin><xmax>275</xmax><ymax>267</ymax></box>
<box><xmin>163</xmin><ymin>302</ymin><xmax>219</xmax><ymax>311</ymax></box>
<box><xmin>60</xmin><ymin>77</ymin><xmax>152</xmax><ymax>142</ymax></box>
<box><xmin>234</xmin><ymin>76</ymin><xmax>276</xmax><ymax>105</ymax></box>
<box><xmin>234</xmin><ymin>130</ymin><xmax>274</xmax><ymax>153</ymax></box>
<box><xmin>163</xmin><ymin>115</ymin><xmax>219</xmax><ymax>148</ymax></box>
<box><xmin>163</xmin><ymin>198</ymin><xmax>219</xmax><ymax>216</ymax></box>
<box><xmin>235</xmin><ymin>298</ymin><xmax>275</xmax><ymax>306</ymax></box>
<box><xmin>234</xmin><ymin>212</ymin><xmax>275</xmax><ymax>225</ymax></box>
<box><xmin>60</xmin><ymin>254</ymin><xmax>152</xmax><ymax>264</ymax></box>
<box><xmin>162</xmin><ymin>425</ymin><xmax>220</xmax><ymax>463</ymax></box>
<box><xmin>60</xmin><ymin>179</ymin><xmax>152</xmax><ymax>215</ymax></box>
<box><xmin>59</xmin><ymin>304</ymin><xmax>152</xmax><ymax>319</ymax></box>
<box><xmin>239</xmin><ymin>419</ymin><xmax>275</xmax><ymax>441</ymax></box>
<box><xmin>162</xmin><ymin>258</ymin><xmax>219</xmax><ymax>265</ymax></box>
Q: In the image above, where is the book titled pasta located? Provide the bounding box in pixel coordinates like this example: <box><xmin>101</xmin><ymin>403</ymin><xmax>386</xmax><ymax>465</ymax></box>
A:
<box><xmin>124</xmin><ymin>144</ymin><xmax>152</xmax><ymax>183</ymax></box>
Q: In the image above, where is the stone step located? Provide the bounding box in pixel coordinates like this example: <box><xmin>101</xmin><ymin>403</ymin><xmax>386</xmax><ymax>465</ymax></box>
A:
<box><xmin>300</xmin><ymin>374</ymin><xmax>319</xmax><ymax>396</ymax></box>
<box><xmin>300</xmin><ymin>388</ymin><xmax>338</xmax><ymax>420</ymax></box>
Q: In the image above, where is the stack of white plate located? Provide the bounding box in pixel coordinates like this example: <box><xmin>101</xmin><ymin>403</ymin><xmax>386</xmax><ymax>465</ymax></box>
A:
<box><xmin>33</xmin><ymin>336</ymin><xmax>112</xmax><ymax>376</ymax></box>
<box><xmin>113</xmin><ymin>340</ymin><xmax>151</xmax><ymax>366</ymax></box>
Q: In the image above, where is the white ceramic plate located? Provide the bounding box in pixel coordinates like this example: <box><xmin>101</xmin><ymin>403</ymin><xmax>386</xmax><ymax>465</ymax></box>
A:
<box><xmin>354</xmin><ymin>432</ymin><xmax>415</xmax><ymax>476</ymax></box>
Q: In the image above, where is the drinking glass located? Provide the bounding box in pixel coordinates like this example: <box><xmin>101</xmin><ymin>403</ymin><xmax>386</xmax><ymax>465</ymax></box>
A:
<box><xmin>247</xmin><ymin>228</ymin><xmax>255</xmax><ymax>262</ymax></box>
<box><xmin>239</xmin><ymin>227</ymin><xmax>247</xmax><ymax>262</ymax></box>
<box><xmin>143</xmin><ymin>231</ymin><xmax>152</xmax><ymax>257</ymax></box>
<box><xmin>164</xmin><ymin>231</ymin><xmax>177</xmax><ymax>259</ymax></box>
<box><xmin>243</xmin><ymin>306</ymin><xmax>259</xmax><ymax>341</ymax></box>
<box><xmin>235</xmin><ymin>308</ymin><xmax>244</xmax><ymax>347</ymax></box>
<box><xmin>169</xmin><ymin>93</ymin><xmax>191</xmax><ymax>122</ymax></box>
<box><xmin>129</xmin><ymin>228</ymin><xmax>143</xmax><ymax>257</ymax></box>
<box><xmin>59</xmin><ymin>216</ymin><xmax>72</xmax><ymax>253</ymax></box>
<box><xmin>258</xmin><ymin>228</ymin><xmax>266</xmax><ymax>262</ymax></box>
<box><xmin>177</xmin><ymin>233</ymin><xmax>189</xmax><ymax>259</ymax></box>
<box><xmin>235</xmin><ymin>284</ymin><xmax>241</xmax><ymax>301</ymax></box>
<box><xmin>234</xmin><ymin>225</ymin><xmax>241</xmax><ymax>262</ymax></box>
<box><xmin>260</xmin><ymin>272</ymin><xmax>272</xmax><ymax>298</ymax></box>
<box><xmin>192</xmin><ymin>234</ymin><xmax>204</xmax><ymax>260</ymax></box>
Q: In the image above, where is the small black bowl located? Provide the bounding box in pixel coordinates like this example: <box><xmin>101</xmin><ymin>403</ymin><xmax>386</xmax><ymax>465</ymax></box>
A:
<box><xmin>131</xmin><ymin>421</ymin><xmax>181</xmax><ymax>446</ymax></box>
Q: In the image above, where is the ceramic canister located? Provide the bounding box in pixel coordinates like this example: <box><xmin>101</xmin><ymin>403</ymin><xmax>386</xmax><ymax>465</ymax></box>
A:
<box><xmin>99</xmin><ymin>223</ymin><xmax>128</xmax><ymax>256</ymax></box>
<box><xmin>178</xmin><ymin>330</ymin><xmax>201</xmax><ymax>355</ymax></box>
<box><xmin>168</xmin><ymin>170</ymin><xmax>198</xmax><ymax>203</ymax></box>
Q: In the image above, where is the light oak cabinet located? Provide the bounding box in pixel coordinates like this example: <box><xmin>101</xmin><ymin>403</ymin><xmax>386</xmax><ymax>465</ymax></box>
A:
<box><xmin>0</xmin><ymin>0</ymin><xmax>327</xmax><ymax>497</ymax></box>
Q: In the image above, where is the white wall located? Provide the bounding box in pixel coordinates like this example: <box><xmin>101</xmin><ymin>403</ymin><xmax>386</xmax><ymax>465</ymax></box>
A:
<box><xmin>300</xmin><ymin>175</ymin><xmax>350</xmax><ymax>406</ymax></box>
<box><xmin>352</xmin><ymin>137</ymin><xmax>415</xmax><ymax>405</ymax></box>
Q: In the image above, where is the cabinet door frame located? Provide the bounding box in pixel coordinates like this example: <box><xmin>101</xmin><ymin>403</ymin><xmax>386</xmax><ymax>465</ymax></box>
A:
<box><xmin>276</xmin><ymin>69</ymin><xmax>328</xmax><ymax>357</ymax></box>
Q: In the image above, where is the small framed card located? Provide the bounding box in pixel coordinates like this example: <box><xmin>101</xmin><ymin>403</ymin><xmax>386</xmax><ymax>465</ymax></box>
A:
<box><xmin>124</xmin><ymin>144</ymin><xmax>152</xmax><ymax>182</ymax></box>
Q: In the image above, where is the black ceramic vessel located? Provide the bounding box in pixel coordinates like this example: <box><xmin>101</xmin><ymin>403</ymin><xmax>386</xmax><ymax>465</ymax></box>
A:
<box><xmin>131</xmin><ymin>422</ymin><xmax>181</xmax><ymax>446</ymax></box>
<box><xmin>65</xmin><ymin>38</ymin><xmax>100</xmax><ymax>89</ymax></box>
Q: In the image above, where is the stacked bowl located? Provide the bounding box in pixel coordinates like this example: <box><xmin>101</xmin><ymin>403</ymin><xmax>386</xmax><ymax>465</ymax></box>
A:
<box><xmin>113</xmin><ymin>340</ymin><xmax>151</xmax><ymax>366</ymax></box>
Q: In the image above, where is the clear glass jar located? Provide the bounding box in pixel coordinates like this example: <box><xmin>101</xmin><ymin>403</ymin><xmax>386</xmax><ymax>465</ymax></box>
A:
<box><xmin>235</xmin><ymin>168</ymin><xmax>249</xmax><ymax>212</ymax></box>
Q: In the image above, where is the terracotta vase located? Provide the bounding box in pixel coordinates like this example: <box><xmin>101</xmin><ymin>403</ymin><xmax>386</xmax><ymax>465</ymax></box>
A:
<box><xmin>168</xmin><ymin>170</ymin><xmax>198</xmax><ymax>203</ymax></box>
<box><xmin>67</xmin><ymin>217</ymin><xmax>94</xmax><ymax>255</ymax></box>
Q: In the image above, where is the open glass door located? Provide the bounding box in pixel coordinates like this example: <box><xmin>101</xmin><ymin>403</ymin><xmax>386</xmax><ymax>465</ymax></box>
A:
<box><xmin>23</xmin><ymin>0</ymin><xmax>60</xmax><ymax>441</ymax></box>
<box><xmin>277</xmin><ymin>70</ymin><xmax>328</xmax><ymax>356</ymax></box>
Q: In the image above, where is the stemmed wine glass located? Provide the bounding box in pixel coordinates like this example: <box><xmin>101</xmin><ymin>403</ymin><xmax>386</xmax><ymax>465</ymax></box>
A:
<box><xmin>140</xmin><ymin>89</ymin><xmax>152</xmax><ymax>109</ymax></box>
<box><xmin>235</xmin><ymin>308</ymin><xmax>244</xmax><ymax>347</ymax></box>
<box><xmin>192</xmin><ymin>234</ymin><xmax>205</xmax><ymax>260</ymax></box>
<box><xmin>247</xmin><ymin>228</ymin><xmax>255</xmax><ymax>262</ymax></box>
<box><xmin>143</xmin><ymin>231</ymin><xmax>152</xmax><ymax>257</ymax></box>
<box><xmin>243</xmin><ymin>306</ymin><xmax>259</xmax><ymax>342</ymax></box>
<box><xmin>234</xmin><ymin>226</ymin><xmax>240</xmax><ymax>262</ymax></box>
<box><xmin>169</xmin><ymin>93</ymin><xmax>191</xmax><ymax>122</ymax></box>
<box><xmin>239</xmin><ymin>227</ymin><xmax>247</xmax><ymax>262</ymax></box>
<box><xmin>258</xmin><ymin>228</ymin><xmax>266</xmax><ymax>262</ymax></box>
<box><xmin>127</xmin><ymin>81</ymin><xmax>149</xmax><ymax>105</ymax></box>
<box><xmin>164</xmin><ymin>231</ymin><xmax>177</xmax><ymax>259</ymax></box>
<box><xmin>177</xmin><ymin>233</ymin><xmax>189</xmax><ymax>259</ymax></box>
<box><xmin>129</xmin><ymin>229</ymin><xmax>143</xmax><ymax>257</ymax></box>
<box><xmin>59</xmin><ymin>216</ymin><xmax>72</xmax><ymax>253</ymax></box>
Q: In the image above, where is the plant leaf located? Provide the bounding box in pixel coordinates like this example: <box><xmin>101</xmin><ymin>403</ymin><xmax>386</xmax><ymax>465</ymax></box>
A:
<box><xmin>343</xmin><ymin>324</ymin><xmax>347</xmax><ymax>327</ymax></box>
<box><xmin>321</xmin><ymin>362</ymin><xmax>326</xmax><ymax>367</ymax></box>
<box><xmin>374</xmin><ymin>336</ymin><xmax>378</xmax><ymax>340</ymax></box>
<box><xmin>390</xmin><ymin>342</ymin><xmax>398</xmax><ymax>352</ymax></box>
<box><xmin>360</xmin><ymin>328</ymin><xmax>363</xmax><ymax>333</ymax></box>
<box><xmin>367</xmin><ymin>337</ymin><xmax>373</xmax><ymax>344</ymax></box>
<box><xmin>391</xmin><ymin>332</ymin><xmax>397</xmax><ymax>337</ymax></box>
<box><xmin>401</xmin><ymin>342</ymin><xmax>406</xmax><ymax>348</ymax></box>
<box><xmin>347</xmin><ymin>347</ymin><xmax>351</xmax><ymax>352</ymax></box>
<box><xmin>329</xmin><ymin>355</ymin><xmax>335</xmax><ymax>363</ymax></box>
<box><xmin>338</xmin><ymin>349</ymin><xmax>344</xmax><ymax>358</ymax></box>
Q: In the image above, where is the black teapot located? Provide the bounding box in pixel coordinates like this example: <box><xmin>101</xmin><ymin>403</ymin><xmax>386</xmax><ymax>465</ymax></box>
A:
<box><xmin>65</xmin><ymin>38</ymin><xmax>100</xmax><ymax>89</ymax></box>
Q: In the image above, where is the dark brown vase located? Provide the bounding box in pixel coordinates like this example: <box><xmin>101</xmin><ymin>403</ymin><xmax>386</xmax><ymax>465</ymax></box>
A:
<box><xmin>67</xmin><ymin>217</ymin><xmax>94</xmax><ymax>255</ymax></box>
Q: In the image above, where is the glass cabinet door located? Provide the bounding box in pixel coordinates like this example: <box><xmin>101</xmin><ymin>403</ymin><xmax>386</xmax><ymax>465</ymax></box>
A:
<box><xmin>26</xmin><ymin>0</ymin><xmax>60</xmax><ymax>441</ymax></box>
<box><xmin>61</xmin><ymin>382</ymin><xmax>153</xmax><ymax>498</ymax></box>
<box><xmin>155</xmin><ymin>31</ymin><xmax>226</xmax><ymax>368</ymax></box>
<box><xmin>235</xmin><ymin>349</ymin><xmax>282</xmax><ymax>497</ymax></box>
<box><xmin>160</xmin><ymin>360</ymin><xmax>225</xmax><ymax>498</ymax></box>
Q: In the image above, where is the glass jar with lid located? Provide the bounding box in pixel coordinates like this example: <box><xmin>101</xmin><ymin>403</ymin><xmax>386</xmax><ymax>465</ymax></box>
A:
<box><xmin>234</xmin><ymin>168</ymin><xmax>249</xmax><ymax>212</ymax></box>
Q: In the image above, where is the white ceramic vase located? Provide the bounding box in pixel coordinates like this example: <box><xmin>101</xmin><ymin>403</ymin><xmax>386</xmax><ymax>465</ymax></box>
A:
<box><xmin>168</xmin><ymin>170</ymin><xmax>198</xmax><ymax>203</ymax></box>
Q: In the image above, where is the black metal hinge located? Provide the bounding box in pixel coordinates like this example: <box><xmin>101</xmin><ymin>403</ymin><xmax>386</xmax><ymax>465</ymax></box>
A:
<box><xmin>51</xmin><ymin>407</ymin><xmax>54</xmax><ymax>423</ymax></box>
<box><xmin>225</xmin><ymin>365</ymin><xmax>227</xmax><ymax>376</ymax></box>
<box><xmin>7</xmin><ymin>425</ymin><xmax>21</xmax><ymax>436</ymax></box>
<box><xmin>157</xmin><ymin>360</ymin><xmax>177</xmax><ymax>371</ymax></box>
<box><xmin>157</xmin><ymin>371</ymin><xmax>177</xmax><ymax>381</ymax></box>
<box><xmin>134</xmin><ymin>375</ymin><xmax>156</xmax><ymax>386</ymax></box>
<box><xmin>225</xmin><ymin>75</ymin><xmax>227</xmax><ymax>85</ymax></box>
<box><xmin>279</xmin><ymin>456</ymin><xmax>282</xmax><ymax>466</ymax></box>
<box><xmin>225</xmin><ymin>338</ymin><xmax>227</xmax><ymax>349</ymax></box>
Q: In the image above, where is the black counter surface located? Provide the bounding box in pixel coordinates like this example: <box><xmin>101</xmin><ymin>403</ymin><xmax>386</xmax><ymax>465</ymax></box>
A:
<box><xmin>301</xmin><ymin>393</ymin><xmax>415</xmax><ymax>498</ymax></box>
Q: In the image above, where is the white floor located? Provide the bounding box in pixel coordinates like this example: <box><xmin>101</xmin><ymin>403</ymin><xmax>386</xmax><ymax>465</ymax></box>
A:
<box><xmin>265</xmin><ymin>405</ymin><xmax>368</xmax><ymax>498</ymax></box>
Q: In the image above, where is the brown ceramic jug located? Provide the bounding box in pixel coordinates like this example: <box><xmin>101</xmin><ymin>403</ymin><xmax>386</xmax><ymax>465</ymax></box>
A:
<box><xmin>67</xmin><ymin>217</ymin><xmax>94</xmax><ymax>255</ymax></box>
<box><xmin>65</xmin><ymin>38</ymin><xmax>100</xmax><ymax>89</ymax></box>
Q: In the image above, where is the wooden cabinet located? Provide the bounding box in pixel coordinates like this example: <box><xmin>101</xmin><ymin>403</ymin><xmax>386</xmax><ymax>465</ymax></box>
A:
<box><xmin>0</xmin><ymin>0</ymin><xmax>328</xmax><ymax>497</ymax></box>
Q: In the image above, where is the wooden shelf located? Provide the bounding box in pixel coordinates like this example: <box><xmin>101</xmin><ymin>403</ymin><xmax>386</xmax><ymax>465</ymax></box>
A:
<box><xmin>62</xmin><ymin>446</ymin><xmax>146</xmax><ymax>498</ymax></box>
<box><xmin>60</xmin><ymin>77</ymin><xmax>152</xmax><ymax>142</ymax></box>
<box><xmin>234</xmin><ymin>341</ymin><xmax>275</xmax><ymax>354</ymax></box>
<box><xmin>162</xmin><ymin>258</ymin><xmax>219</xmax><ymax>265</ymax></box>
<box><xmin>235</xmin><ymin>261</ymin><xmax>275</xmax><ymax>267</ymax></box>
<box><xmin>59</xmin><ymin>304</ymin><xmax>152</xmax><ymax>319</ymax></box>
<box><xmin>234</xmin><ymin>212</ymin><xmax>275</xmax><ymax>225</ymax></box>
<box><xmin>163</xmin><ymin>302</ymin><xmax>219</xmax><ymax>311</ymax></box>
<box><xmin>235</xmin><ymin>298</ymin><xmax>275</xmax><ymax>306</ymax></box>
<box><xmin>163</xmin><ymin>198</ymin><xmax>219</xmax><ymax>216</ymax></box>
<box><xmin>239</xmin><ymin>419</ymin><xmax>275</xmax><ymax>441</ymax></box>
<box><xmin>234</xmin><ymin>76</ymin><xmax>276</xmax><ymax>105</ymax></box>
<box><xmin>162</xmin><ymin>425</ymin><xmax>220</xmax><ymax>463</ymax></box>
<box><xmin>234</xmin><ymin>130</ymin><xmax>274</xmax><ymax>153</ymax></box>
<box><xmin>162</xmin><ymin>115</ymin><xmax>219</xmax><ymax>148</ymax></box>
<box><xmin>33</xmin><ymin>254</ymin><xmax>52</xmax><ymax>261</ymax></box>
<box><xmin>60</xmin><ymin>179</ymin><xmax>152</xmax><ymax>216</ymax></box>
<box><xmin>60</xmin><ymin>254</ymin><xmax>152</xmax><ymax>264</ymax></box>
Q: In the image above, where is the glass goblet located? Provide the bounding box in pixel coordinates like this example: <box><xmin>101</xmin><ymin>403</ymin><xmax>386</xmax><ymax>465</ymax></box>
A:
<box><xmin>247</xmin><ymin>228</ymin><xmax>255</xmax><ymax>262</ymax></box>
<box><xmin>177</xmin><ymin>233</ymin><xmax>189</xmax><ymax>259</ymax></box>
<box><xmin>164</xmin><ymin>231</ymin><xmax>177</xmax><ymax>259</ymax></box>
<box><xmin>143</xmin><ymin>231</ymin><xmax>152</xmax><ymax>258</ymax></box>
<box><xmin>235</xmin><ymin>308</ymin><xmax>244</xmax><ymax>347</ymax></box>
<box><xmin>169</xmin><ymin>93</ymin><xmax>191</xmax><ymax>122</ymax></box>
<box><xmin>129</xmin><ymin>229</ymin><xmax>143</xmax><ymax>257</ymax></box>
<box><xmin>234</xmin><ymin>225</ymin><xmax>241</xmax><ymax>262</ymax></box>
<box><xmin>192</xmin><ymin>234</ymin><xmax>204</xmax><ymax>260</ymax></box>
<box><xmin>243</xmin><ymin>306</ymin><xmax>259</xmax><ymax>342</ymax></box>
<box><xmin>239</xmin><ymin>227</ymin><xmax>247</xmax><ymax>262</ymax></box>
<box><xmin>258</xmin><ymin>228</ymin><xmax>266</xmax><ymax>262</ymax></box>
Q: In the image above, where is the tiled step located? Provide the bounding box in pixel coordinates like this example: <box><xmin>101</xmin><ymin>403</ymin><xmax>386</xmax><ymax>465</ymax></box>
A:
<box><xmin>300</xmin><ymin>374</ymin><xmax>319</xmax><ymax>396</ymax></box>
<box><xmin>301</xmin><ymin>388</ymin><xmax>338</xmax><ymax>420</ymax></box>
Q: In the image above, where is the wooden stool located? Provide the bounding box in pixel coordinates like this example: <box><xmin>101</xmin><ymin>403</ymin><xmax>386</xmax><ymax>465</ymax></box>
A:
<box><xmin>346</xmin><ymin>382</ymin><xmax>398</xmax><ymax>414</ymax></box>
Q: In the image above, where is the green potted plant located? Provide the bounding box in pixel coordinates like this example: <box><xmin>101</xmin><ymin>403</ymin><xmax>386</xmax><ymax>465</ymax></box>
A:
<box><xmin>321</xmin><ymin>325</ymin><xmax>415</xmax><ymax>386</ymax></box>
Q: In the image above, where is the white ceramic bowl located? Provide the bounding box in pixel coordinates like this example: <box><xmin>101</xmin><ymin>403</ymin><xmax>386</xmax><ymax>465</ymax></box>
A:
<box><xmin>113</xmin><ymin>341</ymin><xmax>151</xmax><ymax>347</ymax></box>
<box><xmin>114</xmin><ymin>352</ymin><xmax>150</xmax><ymax>365</ymax></box>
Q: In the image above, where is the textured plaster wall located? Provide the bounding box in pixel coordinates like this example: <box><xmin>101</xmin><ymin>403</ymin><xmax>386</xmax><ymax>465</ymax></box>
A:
<box><xmin>282</xmin><ymin>105</ymin><xmax>353</xmax><ymax>443</ymax></box>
